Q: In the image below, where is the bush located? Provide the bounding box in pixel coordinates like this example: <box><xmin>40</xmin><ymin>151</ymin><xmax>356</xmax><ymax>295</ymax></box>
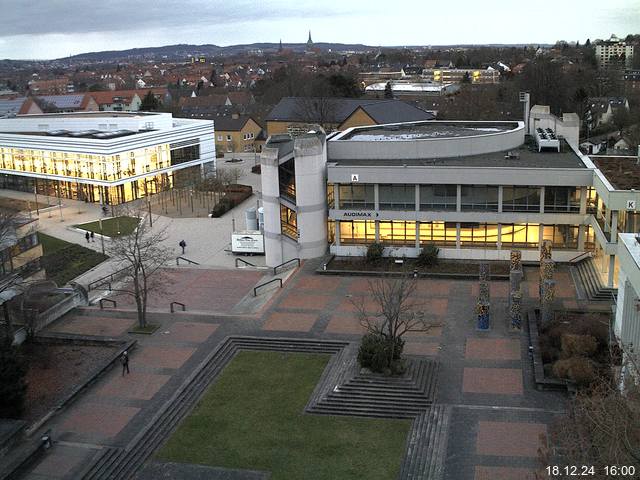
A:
<box><xmin>251</xmin><ymin>164</ymin><xmax>261</xmax><ymax>174</ymax></box>
<box><xmin>365</xmin><ymin>243</ymin><xmax>384</xmax><ymax>264</ymax></box>
<box><xmin>358</xmin><ymin>333</ymin><xmax>404</xmax><ymax>374</ymax></box>
<box><xmin>210</xmin><ymin>197</ymin><xmax>234</xmax><ymax>217</ymax></box>
<box><xmin>560</xmin><ymin>334</ymin><xmax>598</xmax><ymax>359</ymax></box>
<box><xmin>416</xmin><ymin>244</ymin><xmax>439</xmax><ymax>267</ymax></box>
<box><xmin>552</xmin><ymin>356</ymin><xmax>597</xmax><ymax>386</ymax></box>
<box><xmin>0</xmin><ymin>342</ymin><xmax>27</xmax><ymax>418</ymax></box>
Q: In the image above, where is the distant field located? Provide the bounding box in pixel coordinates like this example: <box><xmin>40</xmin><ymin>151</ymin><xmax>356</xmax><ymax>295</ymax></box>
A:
<box><xmin>158</xmin><ymin>351</ymin><xmax>411</xmax><ymax>480</ymax></box>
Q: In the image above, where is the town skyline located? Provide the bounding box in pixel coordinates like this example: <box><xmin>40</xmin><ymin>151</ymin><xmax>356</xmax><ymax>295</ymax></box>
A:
<box><xmin>0</xmin><ymin>0</ymin><xmax>638</xmax><ymax>60</ymax></box>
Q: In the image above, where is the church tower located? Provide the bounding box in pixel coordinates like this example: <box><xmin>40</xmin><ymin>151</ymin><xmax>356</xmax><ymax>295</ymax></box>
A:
<box><xmin>307</xmin><ymin>31</ymin><xmax>313</xmax><ymax>48</ymax></box>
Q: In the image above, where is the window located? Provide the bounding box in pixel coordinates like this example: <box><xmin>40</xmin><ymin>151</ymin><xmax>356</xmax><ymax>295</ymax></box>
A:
<box><xmin>339</xmin><ymin>220</ymin><xmax>376</xmax><ymax>244</ymax></box>
<box><xmin>170</xmin><ymin>144</ymin><xmax>200</xmax><ymax>165</ymax></box>
<box><xmin>461</xmin><ymin>185</ymin><xmax>498</xmax><ymax>211</ymax></box>
<box><xmin>378</xmin><ymin>221</ymin><xmax>416</xmax><ymax>246</ymax></box>
<box><xmin>420</xmin><ymin>185</ymin><xmax>457</xmax><ymax>211</ymax></box>
<box><xmin>502</xmin><ymin>186</ymin><xmax>540</xmax><ymax>212</ymax></box>
<box><xmin>459</xmin><ymin>223</ymin><xmax>498</xmax><ymax>248</ymax></box>
<box><xmin>501</xmin><ymin>223</ymin><xmax>540</xmax><ymax>249</ymax></box>
<box><xmin>339</xmin><ymin>184</ymin><xmax>374</xmax><ymax>209</ymax></box>
<box><xmin>419</xmin><ymin>221</ymin><xmax>456</xmax><ymax>247</ymax></box>
<box><xmin>379</xmin><ymin>184</ymin><xmax>415</xmax><ymax>210</ymax></box>
<box><xmin>279</xmin><ymin>158</ymin><xmax>296</xmax><ymax>200</ymax></box>
<box><xmin>586</xmin><ymin>187</ymin><xmax>597</xmax><ymax>214</ymax></box>
<box><xmin>280</xmin><ymin>205</ymin><xmax>297</xmax><ymax>240</ymax></box>
<box><xmin>542</xmin><ymin>224</ymin><xmax>579</xmax><ymax>249</ymax></box>
<box><xmin>544</xmin><ymin>187</ymin><xmax>580</xmax><ymax>213</ymax></box>
<box><xmin>327</xmin><ymin>184</ymin><xmax>335</xmax><ymax>209</ymax></box>
<box><xmin>585</xmin><ymin>225</ymin><xmax>595</xmax><ymax>250</ymax></box>
<box><xmin>217</xmin><ymin>135</ymin><xmax>222</xmax><ymax>141</ymax></box>
<box><xmin>226</xmin><ymin>135</ymin><xmax>232</xmax><ymax>141</ymax></box>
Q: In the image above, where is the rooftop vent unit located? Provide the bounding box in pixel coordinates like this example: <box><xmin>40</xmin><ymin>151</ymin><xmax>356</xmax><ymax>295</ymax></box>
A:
<box><xmin>534</xmin><ymin>127</ymin><xmax>560</xmax><ymax>152</ymax></box>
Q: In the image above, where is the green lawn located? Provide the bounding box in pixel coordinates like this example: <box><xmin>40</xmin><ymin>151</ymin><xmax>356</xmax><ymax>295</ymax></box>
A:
<box><xmin>74</xmin><ymin>216</ymin><xmax>139</xmax><ymax>237</ymax></box>
<box><xmin>39</xmin><ymin>233</ymin><xmax>108</xmax><ymax>286</ymax></box>
<box><xmin>158</xmin><ymin>351</ymin><xmax>411</xmax><ymax>480</ymax></box>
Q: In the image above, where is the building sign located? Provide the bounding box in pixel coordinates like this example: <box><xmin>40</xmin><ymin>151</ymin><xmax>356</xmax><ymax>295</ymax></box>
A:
<box><xmin>351</xmin><ymin>174</ymin><xmax>359</xmax><ymax>182</ymax></box>
<box><xmin>342</xmin><ymin>211</ymin><xmax>379</xmax><ymax>218</ymax></box>
<box><xmin>627</xmin><ymin>200</ymin><xmax>637</xmax><ymax>211</ymax></box>
<box><xmin>231</xmin><ymin>231</ymin><xmax>264</xmax><ymax>254</ymax></box>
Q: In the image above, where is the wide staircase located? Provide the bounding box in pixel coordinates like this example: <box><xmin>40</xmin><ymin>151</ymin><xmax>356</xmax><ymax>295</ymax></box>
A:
<box><xmin>572</xmin><ymin>257</ymin><xmax>617</xmax><ymax>302</ymax></box>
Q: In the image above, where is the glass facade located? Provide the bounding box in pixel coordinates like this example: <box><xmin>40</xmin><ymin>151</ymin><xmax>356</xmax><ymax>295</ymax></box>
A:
<box><xmin>278</xmin><ymin>158</ymin><xmax>296</xmax><ymax>201</ymax></box>
<box><xmin>543</xmin><ymin>224</ymin><xmax>579</xmax><ymax>249</ymax></box>
<box><xmin>379</xmin><ymin>221</ymin><xmax>416</xmax><ymax>246</ymax></box>
<box><xmin>420</xmin><ymin>185</ymin><xmax>457</xmax><ymax>211</ymax></box>
<box><xmin>459</xmin><ymin>223</ymin><xmax>499</xmax><ymax>248</ymax></box>
<box><xmin>339</xmin><ymin>184</ymin><xmax>374</xmax><ymax>209</ymax></box>
<box><xmin>339</xmin><ymin>220</ymin><xmax>376</xmax><ymax>244</ymax></box>
<box><xmin>379</xmin><ymin>184</ymin><xmax>415</xmax><ymax>210</ymax></box>
<box><xmin>280</xmin><ymin>204</ymin><xmax>297</xmax><ymax>239</ymax></box>
<box><xmin>461</xmin><ymin>185</ymin><xmax>499</xmax><ymax>211</ymax></box>
<box><xmin>544</xmin><ymin>186</ymin><xmax>580</xmax><ymax>213</ymax></box>
<box><xmin>502</xmin><ymin>186</ymin><xmax>540</xmax><ymax>212</ymax></box>
<box><xmin>419</xmin><ymin>222</ymin><xmax>457</xmax><ymax>247</ymax></box>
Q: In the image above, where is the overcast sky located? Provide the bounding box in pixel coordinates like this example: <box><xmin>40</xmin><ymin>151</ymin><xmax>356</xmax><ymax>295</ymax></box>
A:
<box><xmin>0</xmin><ymin>0</ymin><xmax>638</xmax><ymax>60</ymax></box>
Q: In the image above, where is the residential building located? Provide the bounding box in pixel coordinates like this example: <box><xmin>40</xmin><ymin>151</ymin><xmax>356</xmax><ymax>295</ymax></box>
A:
<box><xmin>0</xmin><ymin>216</ymin><xmax>45</xmax><ymax>289</ymax></box>
<box><xmin>587</xmin><ymin>97</ymin><xmax>630</xmax><ymax>127</ymax></box>
<box><xmin>624</xmin><ymin>69</ymin><xmax>640</xmax><ymax>93</ymax></box>
<box><xmin>89</xmin><ymin>88</ymin><xmax>171</xmax><ymax>112</ymax></box>
<box><xmin>259</xmin><ymin>106</ymin><xmax>640</xmax><ymax>290</ymax></box>
<box><xmin>34</xmin><ymin>94</ymin><xmax>99</xmax><ymax>113</ymax></box>
<box><xmin>0</xmin><ymin>98</ymin><xmax>43</xmax><ymax>117</ymax></box>
<box><xmin>0</xmin><ymin>112</ymin><xmax>215</xmax><ymax>205</ymax></box>
<box><xmin>265</xmin><ymin>97</ymin><xmax>435</xmax><ymax>137</ymax></box>
<box><xmin>214</xmin><ymin>115</ymin><xmax>263</xmax><ymax>153</ymax></box>
<box><xmin>595</xmin><ymin>35</ymin><xmax>635</xmax><ymax>69</ymax></box>
<box><xmin>422</xmin><ymin>68</ymin><xmax>501</xmax><ymax>84</ymax></box>
<box><xmin>364</xmin><ymin>82</ymin><xmax>459</xmax><ymax>97</ymax></box>
<box><xmin>28</xmin><ymin>77</ymin><xmax>74</xmax><ymax>95</ymax></box>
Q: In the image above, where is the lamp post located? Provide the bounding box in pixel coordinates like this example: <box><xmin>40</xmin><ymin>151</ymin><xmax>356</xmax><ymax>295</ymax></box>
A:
<box><xmin>98</xmin><ymin>217</ymin><xmax>105</xmax><ymax>255</ymax></box>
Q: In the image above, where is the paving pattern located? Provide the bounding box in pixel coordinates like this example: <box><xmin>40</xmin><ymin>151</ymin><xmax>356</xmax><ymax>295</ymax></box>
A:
<box><xmin>20</xmin><ymin>261</ymin><xmax>581</xmax><ymax>480</ymax></box>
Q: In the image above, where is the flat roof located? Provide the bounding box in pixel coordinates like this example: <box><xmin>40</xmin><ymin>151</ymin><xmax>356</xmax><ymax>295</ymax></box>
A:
<box><xmin>16</xmin><ymin>111</ymin><xmax>158</xmax><ymax>119</ymax></box>
<box><xmin>0</xmin><ymin>129</ymin><xmax>148</xmax><ymax>140</ymax></box>
<box><xmin>329</xmin><ymin>138</ymin><xmax>587</xmax><ymax>169</ymax></box>
<box><xmin>338</xmin><ymin>121</ymin><xmax>519</xmax><ymax>141</ymax></box>
<box><xmin>592</xmin><ymin>156</ymin><xmax>640</xmax><ymax>190</ymax></box>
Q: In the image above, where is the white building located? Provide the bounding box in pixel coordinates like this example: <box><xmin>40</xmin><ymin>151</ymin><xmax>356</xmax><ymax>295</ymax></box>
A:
<box><xmin>595</xmin><ymin>35</ymin><xmax>635</xmax><ymax>69</ymax></box>
<box><xmin>0</xmin><ymin>112</ymin><xmax>215</xmax><ymax>205</ymax></box>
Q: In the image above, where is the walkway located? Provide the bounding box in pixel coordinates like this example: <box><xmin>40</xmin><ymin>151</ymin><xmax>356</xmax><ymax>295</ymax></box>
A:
<box><xmin>19</xmin><ymin>260</ymin><xmax>583</xmax><ymax>480</ymax></box>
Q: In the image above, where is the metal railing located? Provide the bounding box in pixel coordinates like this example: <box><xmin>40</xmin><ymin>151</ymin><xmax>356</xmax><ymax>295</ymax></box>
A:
<box><xmin>176</xmin><ymin>256</ymin><xmax>200</xmax><ymax>266</ymax></box>
<box><xmin>568</xmin><ymin>251</ymin><xmax>592</xmax><ymax>263</ymax></box>
<box><xmin>99</xmin><ymin>298</ymin><xmax>117</xmax><ymax>309</ymax></box>
<box><xmin>254</xmin><ymin>278</ymin><xmax>282</xmax><ymax>296</ymax></box>
<box><xmin>170</xmin><ymin>301</ymin><xmax>186</xmax><ymax>313</ymax></box>
<box><xmin>235</xmin><ymin>258</ymin><xmax>256</xmax><ymax>268</ymax></box>
<box><xmin>88</xmin><ymin>266</ymin><xmax>130</xmax><ymax>291</ymax></box>
<box><xmin>273</xmin><ymin>258</ymin><xmax>300</xmax><ymax>275</ymax></box>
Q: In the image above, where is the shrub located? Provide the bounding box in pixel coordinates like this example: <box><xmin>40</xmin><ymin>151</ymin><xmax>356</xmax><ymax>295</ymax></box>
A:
<box><xmin>552</xmin><ymin>356</ymin><xmax>597</xmax><ymax>387</ymax></box>
<box><xmin>210</xmin><ymin>197</ymin><xmax>234</xmax><ymax>217</ymax></box>
<box><xmin>251</xmin><ymin>164</ymin><xmax>261</xmax><ymax>174</ymax></box>
<box><xmin>365</xmin><ymin>242</ymin><xmax>384</xmax><ymax>264</ymax></box>
<box><xmin>560</xmin><ymin>334</ymin><xmax>598</xmax><ymax>359</ymax></box>
<box><xmin>0</xmin><ymin>342</ymin><xmax>27</xmax><ymax>418</ymax></box>
<box><xmin>416</xmin><ymin>244</ymin><xmax>439</xmax><ymax>267</ymax></box>
<box><xmin>358</xmin><ymin>333</ymin><xmax>405</xmax><ymax>374</ymax></box>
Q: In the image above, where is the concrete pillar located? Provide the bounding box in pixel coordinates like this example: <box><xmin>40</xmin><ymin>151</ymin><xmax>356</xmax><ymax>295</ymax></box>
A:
<box><xmin>605</xmin><ymin>208</ymin><xmax>611</xmax><ymax>233</ymax></box>
<box><xmin>539</xmin><ymin>186</ymin><xmax>545</xmax><ymax>213</ymax></box>
<box><xmin>415</xmin><ymin>221</ymin><xmax>420</xmax><ymax>249</ymax></box>
<box><xmin>456</xmin><ymin>222</ymin><xmax>461</xmax><ymax>249</ymax></box>
<box><xmin>611</xmin><ymin>210</ymin><xmax>618</xmax><ymax>243</ymax></box>
<box><xmin>498</xmin><ymin>186</ymin><xmax>503</xmax><ymax>213</ymax></box>
<box><xmin>608</xmin><ymin>255</ymin><xmax>616</xmax><ymax>288</ymax></box>
<box><xmin>578</xmin><ymin>224</ymin><xmax>586</xmax><ymax>250</ymax></box>
<box><xmin>335</xmin><ymin>220</ymin><xmax>341</xmax><ymax>247</ymax></box>
<box><xmin>497</xmin><ymin>224</ymin><xmax>502</xmax><ymax>250</ymax></box>
<box><xmin>260</xmin><ymin>146</ymin><xmax>283</xmax><ymax>267</ymax></box>
<box><xmin>579</xmin><ymin>186</ymin><xmax>587</xmax><ymax>215</ymax></box>
<box><xmin>456</xmin><ymin>184</ymin><xmax>462</xmax><ymax>212</ymax></box>
<box><xmin>374</xmin><ymin>184</ymin><xmax>379</xmax><ymax>211</ymax></box>
<box><xmin>415</xmin><ymin>184</ymin><xmax>420</xmax><ymax>213</ymax></box>
<box><xmin>333</xmin><ymin>183</ymin><xmax>340</xmax><ymax>209</ymax></box>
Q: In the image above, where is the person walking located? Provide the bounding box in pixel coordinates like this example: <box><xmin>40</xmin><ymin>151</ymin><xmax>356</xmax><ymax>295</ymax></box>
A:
<box><xmin>90</xmin><ymin>231</ymin><xmax>95</xmax><ymax>243</ymax></box>
<box><xmin>85</xmin><ymin>231</ymin><xmax>90</xmax><ymax>243</ymax></box>
<box><xmin>179</xmin><ymin>239</ymin><xmax>186</xmax><ymax>254</ymax></box>
<box><xmin>120</xmin><ymin>351</ymin><xmax>130</xmax><ymax>376</ymax></box>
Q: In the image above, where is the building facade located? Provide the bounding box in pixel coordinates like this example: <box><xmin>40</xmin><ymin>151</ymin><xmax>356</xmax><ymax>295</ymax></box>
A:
<box><xmin>0</xmin><ymin>112</ymin><xmax>215</xmax><ymax>205</ymax></box>
<box><xmin>595</xmin><ymin>35</ymin><xmax>635</xmax><ymax>69</ymax></box>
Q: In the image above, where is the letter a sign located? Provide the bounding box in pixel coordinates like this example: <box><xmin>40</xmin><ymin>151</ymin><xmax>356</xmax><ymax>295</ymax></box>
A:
<box><xmin>351</xmin><ymin>174</ymin><xmax>359</xmax><ymax>182</ymax></box>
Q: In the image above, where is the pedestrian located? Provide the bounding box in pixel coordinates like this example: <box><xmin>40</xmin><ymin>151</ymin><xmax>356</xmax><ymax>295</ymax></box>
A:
<box><xmin>120</xmin><ymin>351</ymin><xmax>130</xmax><ymax>376</ymax></box>
<box><xmin>90</xmin><ymin>231</ymin><xmax>95</xmax><ymax>242</ymax></box>
<box><xmin>85</xmin><ymin>231</ymin><xmax>90</xmax><ymax>243</ymax></box>
<box><xmin>179</xmin><ymin>239</ymin><xmax>186</xmax><ymax>254</ymax></box>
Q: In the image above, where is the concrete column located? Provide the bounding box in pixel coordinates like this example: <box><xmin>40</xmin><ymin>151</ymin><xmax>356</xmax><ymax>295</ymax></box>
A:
<box><xmin>456</xmin><ymin>184</ymin><xmax>462</xmax><ymax>212</ymax></box>
<box><xmin>611</xmin><ymin>210</ymin><xmax>618</xmax><ymax>243</ymax></box>
<box><xmin>333</xmin><ymin>183</ymin><xmax>340</xmax><ymax>209</ymax></box>
<box><xmin>415</xmin><ymin>221</ymin><xmax>420</xmax><ymax>249</ymax></box>
<box><xmin>539</xmin><ymin>186</ymin><xmax>545</xmax><ymax>213</ymax></box>
<box><xmin>375</xmin><ymin>221</ymin><xmax>379</xmax><ymax>242</ymax></box>
<box><xmin>608</xmin><ymin>255</ymin><xmax>616</xmax><ymax>288</ymax></box>
<box><xmin>497</xmin><ymin>224</ymin><xmax>502</xmax><ymax>250</ymax></box>
<box><xmin>578</xmin><ymin>224</ymin><xmax>586</xmax><ymax>250</ymax></box>
<box><xmin>335</xmin><ymin>220</ymin><xmax>341</xmax><ymax>247</ymax></box>
<box><xmin>456</xmin><ymin>222</ymin><xmax>461</xmax><ymax>249</ymax></box>
<box><xmin>415</xmin><ymin>184</ymin><xmax>420</xmax><ymax>213</ymax></box>
<box><xmin>374</xmin><ymin>184</ymin><xmax>379</xmax><ymax>211</ymax></box>
<box><xmin>498</xmin><ymin>186</ymin><xmax>503</xmax><ymax>213</ymax></box>
<box><xmin>605</xmin><ymin>208</ymin><xmax>611</xmax><ymax>233</ymax></box>
<box><xmin>538</xmin><ymin>224</ymin><xmax>544</xmax><ymax>255</ymax></box>
<box><xmin>579</xmin><ymin>186</ymin><xmax>587</xmax><ymax>215</ymax></box>
<box><xmin>260</xmin><ymin>146</ymin><xmax>283</xmax><ymax>267</ymax></box>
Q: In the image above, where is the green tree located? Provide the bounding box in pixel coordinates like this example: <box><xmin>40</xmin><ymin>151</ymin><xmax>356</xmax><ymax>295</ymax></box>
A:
<box><xmin>0</xmin><ymin>341</ymin><xmax>27</xmax><ymax>418</ymax></box>
<box><xmin>384</xmin><ymin>81</ymin><xmax>393</xmax><ymax>99</ymax></box>
<box><xmin>139</xmin><ymin>90</ymin><xmax>160</xmax><ymax>111</ymax></box>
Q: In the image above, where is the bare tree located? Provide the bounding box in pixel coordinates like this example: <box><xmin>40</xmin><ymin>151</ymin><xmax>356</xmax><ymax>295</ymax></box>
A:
<box><xmin>0</xmin><ymin>209</ymin><xmax>27</xmax><ymax>342</ymax></box>
<box><xmin>293</xmin><ymin>97</ymin><xmax>338</xmax><ymax>133</ymax></box>
<box><xmin>353</xmin><ymin>275</ymin><xmax>439</xmax><ymax>370</ymax></box>
<box><xmin>219</xmin><ymin>166</ymin><xmax>245</xmax><ymax>186</ymax></box>
<box><xmin>107</xmin><ymin>209</ymin><xmax>171</xmax><ymax>328</ymax></box>
<box><xmin>538</xmin><ymin>346</ymin><xmax>640</xmax><ymax>479</ymax></box>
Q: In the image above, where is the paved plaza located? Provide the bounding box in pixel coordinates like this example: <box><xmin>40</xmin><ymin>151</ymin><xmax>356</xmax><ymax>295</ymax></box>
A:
<box><xmin>19</xmin><ymin>258</ymin><xmax>582</xmax><ymax>480</ymax></box>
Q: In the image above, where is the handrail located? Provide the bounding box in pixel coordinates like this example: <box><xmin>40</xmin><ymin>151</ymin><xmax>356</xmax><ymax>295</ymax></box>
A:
<box><xmin>235</xmin><ymin>258</ymin><xmax>256</xmax><ymax>268</ymax></box>
<box><xmin>170</xmin><ymin>301</ymin><xmax>186</xmax><ymax>313</ymax></box>
<box><xmin>254</xmin><ymin>278</ymin><xmax>282</xmax><ymax>296</ymax></box>
<box><xmin>273</xmin><ymin>258</ymin><xmax>300</xmax><ymax>275</ymax></box>
<box><xmin>176</xmin><ymin>256</ymin><xmax>200</xmax><ymax>266</ymax></box>
<box><xmin>99</xmin><ymin>298</ymin><xmax>117</xmax><ymax>309</ymax></box>
<box><xmin>568</xmin><ymin>251</ymin><xmax>592</xmax><ymax>264</ymax></box>
<box><xmin>88</xmin><ymin>266</ymin><xmax>130</xmax><ymax>291</ymax></box>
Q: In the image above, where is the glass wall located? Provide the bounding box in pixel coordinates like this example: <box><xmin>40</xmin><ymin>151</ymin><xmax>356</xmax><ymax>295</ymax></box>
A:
<box><xmin>544</xmin><ymin>186</ymin><xmax>580</xmax><ymax>213</ymax></box>
<box><xmin>280</xmin><ymin>204</ymin><xmax>297</xmax><ymax>239</ymax></box>
<box><xmin>339</xmin><ymin>184</ymin><xmax>374</xmax><ymax>209</ymax></box>
<box><xmin>501</xmin><ymin>223</ymin><xmax>540</xmax><ymax>248</ymax></box>
<box><xmin>419</xmin><ymin>222</ymin><xmax>457</xmax><ymax>247</ymax></box>
<box><xmin>461</xmin><ymin>185</ymin><xmax>499</xmax><ymax>211</ymax></box>
<box><xmin>278</xmin><ymin>158</ymin><xmax>295</xmax><ymax>201</ymax></box>
<box><xmin>379</xmin><ymin>184</ymin><xmax>415</xmax><ymax>210</ymax></box>
<box><xmin>543</xmin><ymin>224</ymin><xmax>579</xmax><ymax>249</ymax></box>
<box><xmin>339</xmin><ymin>220</ymin><xmax>376</xmax><ymax>244</ymax></box>
<box><xmin>419</xmin><ymin>185</ymin><xmax>457</xmax><ymax>211</ymax></box>
<box><xmin>459</xmin><ymin>223</ymin><xmax>499</xmax><ymax>248</ymax></box>
<box><xmin>502</xmin><ymin>186</ymin><xmax>540</xmax><ymax>212</ymax></box>
<box><xmin>378</xmin><ymin>221</ymin><xmax>416</xmax><ymax>246</ymax></box>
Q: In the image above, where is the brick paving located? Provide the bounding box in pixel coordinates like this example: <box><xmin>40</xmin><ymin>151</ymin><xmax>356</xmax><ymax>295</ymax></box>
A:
<box><xmin>24</xmin><ymin>262</ymin><xmax>579</xmax><ymax>479</ymax></box>
<box><xmin>49</xmin><ymin>315</ymin><xmax>132</xmax><ymax>337</ymax></box>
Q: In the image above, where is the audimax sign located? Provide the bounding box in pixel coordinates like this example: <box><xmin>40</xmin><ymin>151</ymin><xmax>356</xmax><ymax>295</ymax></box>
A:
<box><xmin>342</xmin><ymin>211</ymin><xmax>380</xmax><ymax>218</ymax></box>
